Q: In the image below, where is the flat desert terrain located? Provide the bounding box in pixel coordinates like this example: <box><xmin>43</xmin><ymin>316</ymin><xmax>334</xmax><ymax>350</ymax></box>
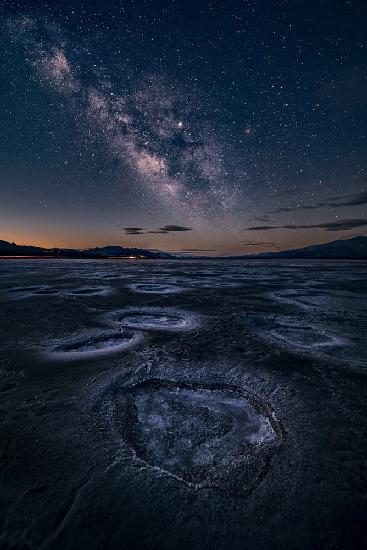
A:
<box><xmin>0</xmin><ymin>259</ymin><xmax>366</xmax><ymax>549</ymax></box>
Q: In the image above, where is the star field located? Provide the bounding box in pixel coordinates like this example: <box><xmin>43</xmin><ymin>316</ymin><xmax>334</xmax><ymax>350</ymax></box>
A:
<box><xmin>0</xmin><ymin>0</ymin><xmax>366</xmax><ymax>254</ymax></box>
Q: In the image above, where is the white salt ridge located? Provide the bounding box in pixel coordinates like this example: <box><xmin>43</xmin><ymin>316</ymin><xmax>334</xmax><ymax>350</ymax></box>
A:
<box><xmin>270</xmin><ymin>326</ymin><xmax>345</xmax><ymax>349</ymax></box>
<box><xmin>123</xmin><ymin>383</ymin><xmax>280</xmax><ymax>485</ymax></box>
<box><xmin>269</xmin><ymin>288</ymin><xmax>367</xmax><ymax>313</ymax></box>
<box><xmin>128</xmin><ymin>283</ymin><xmax>185</xmax><ymax>294</ymax></box>
<box><xmin>47</xmin><ymin>329</ymin><xmax>143</xmax><ymax>360</ymax></box>
<box><xmin>105</xmin><ymin>307</ymin><xmax>201</xmax><ymax>332</ymax></box>
<box><xmin>65</xmin><ymin>286</ymin><xmax>112</xmax><ymax>296</ymax></box>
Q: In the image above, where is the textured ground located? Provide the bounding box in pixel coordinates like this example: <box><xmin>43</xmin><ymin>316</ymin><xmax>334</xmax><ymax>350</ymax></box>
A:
<box><xmin>0</xmin><ymin>259</ymin><xmax>366</xmax><ymax>549</ymax></box>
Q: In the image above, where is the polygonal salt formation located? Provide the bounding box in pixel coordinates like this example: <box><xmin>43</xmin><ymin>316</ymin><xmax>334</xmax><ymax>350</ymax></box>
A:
<box><xmin>128</xmin><ymin>283</ymin><xmax>185</xmax><ymax>294</ymax></box>
<box><xmin>270</xmin><ymin>326</ymin><xmax>342</xmax><ymax>349</ymax></box>
<box><xmin>105</xmin><ymin>307</ymin><xmax>200</xmax><ymax>332</ymax></box>
<box><xmin>66</xmin><ymin>286</ymin><xmax>111</xmax><ymax>296</ymax></box>
<box><xmin>111</xmin><ymin>379</ymin><xmax>282</xmax><ymax>487</ymax></box>
<box><xmin>48</xmin><ymin>329</ymin><xmax>143</xmax><ymax>360</ymax></box>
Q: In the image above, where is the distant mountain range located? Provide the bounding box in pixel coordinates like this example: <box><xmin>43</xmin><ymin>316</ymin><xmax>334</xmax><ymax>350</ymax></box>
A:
<box><xmin>0</xmin><ymin>236</ymin><xmax>366</xmax><ymax>260</ymax></box>
<box><xmin>0</xmin><ymin>240</ymin><xmax>172</xmax><ymax>259</ymax></box>
<box><xmin>240</xmin><ymin>236</ymin><xmax>367</xmax><ymax>259</ymax></box>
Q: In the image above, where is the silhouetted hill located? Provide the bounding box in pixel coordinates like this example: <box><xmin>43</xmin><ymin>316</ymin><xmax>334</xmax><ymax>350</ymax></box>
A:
<box><xmin>0</xmin><ymin>240</ymin><xmax>172</xmax><ymax>259</ymax></box>
<box><xmin>85</xmin><ymin>246</ymin><xmax>172</xmax><ymax>258</ymax></box>
<box><xmin>241</xmin><ymin>236</ymin><xmax>367</xmax><ymax>259</ymax></box>
<box><xmin>2</xmin><ymin>236</ymin><xmax>366</xmax><ymax>260</ymax></box>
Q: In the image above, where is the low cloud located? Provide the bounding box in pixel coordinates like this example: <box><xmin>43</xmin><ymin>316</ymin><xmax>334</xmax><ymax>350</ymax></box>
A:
<box><xmin>122</xmin><ymin>227</ymin><xmax>145</xmax><ymax>235</ymax></box>
<box><xmin>122</xmin><ymin>224</ymin><xmax>193</xmax><ymax>235</ymax></box>
<box><xmin>245</xmin><ymin>218</ymin><xmax>367</xmax><ymax>232</ymax></box>
<box><xmin>269</xmin><ymin>191</ymin><xmax>367</xmax><ymax>216</ymax></box>
<box><xmin>159</xmin><ymin>225</ymin><xmax>192</xmax><ymax>232</ymax></box>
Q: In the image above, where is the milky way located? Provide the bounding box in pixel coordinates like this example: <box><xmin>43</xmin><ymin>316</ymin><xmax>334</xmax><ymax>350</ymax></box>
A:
<box><xmin>9</xmin><ymin>16</ymin><xmax>244</xmax><ymax>227</ymax></box>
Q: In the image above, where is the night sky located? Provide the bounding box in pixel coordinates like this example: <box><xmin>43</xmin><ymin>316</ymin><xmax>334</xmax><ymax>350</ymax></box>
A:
<box><xmin>1</xmin><ymin>0</ymin><xmax>366</xmax><ymax>255</ymax></box>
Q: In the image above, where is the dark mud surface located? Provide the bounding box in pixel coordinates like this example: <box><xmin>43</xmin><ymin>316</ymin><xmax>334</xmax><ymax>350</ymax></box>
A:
<box><xmin>0</xmin><ymin>259</ymin><xmax>366</xmax><ymax>550</ymax></box>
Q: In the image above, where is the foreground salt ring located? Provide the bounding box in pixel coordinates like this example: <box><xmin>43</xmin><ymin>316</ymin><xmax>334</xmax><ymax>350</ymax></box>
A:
<box><xmin>107</xmin><ymin>379</ymin><xmax>283</xmax><ymax>490</ymax></box>
<box><xmin>127</xmin><ymin>283</ymin><xmax>185</xmax><ymax>294</ymax></box>
<box><xmin>104</xmin><ymin>307</ymin><xmax>201</xmax><ymax>332</ymax></box>
<box><xmin>47</xmin><ymin>329</ymin><xmax>143</xmax><ymax>360</ymax></box>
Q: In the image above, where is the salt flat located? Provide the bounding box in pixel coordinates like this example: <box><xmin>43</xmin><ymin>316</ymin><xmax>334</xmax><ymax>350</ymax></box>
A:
<box><xmin>0</xmin><ymin>259</ymin><xmax>366</xmax><ymax>550</ymax></box>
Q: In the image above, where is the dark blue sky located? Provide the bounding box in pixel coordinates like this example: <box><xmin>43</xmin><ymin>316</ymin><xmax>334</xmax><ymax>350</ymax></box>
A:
<box><xmin>1</xmin><ymin>0</ymin><xmax>366</xmax><ymax>254</ymax></box>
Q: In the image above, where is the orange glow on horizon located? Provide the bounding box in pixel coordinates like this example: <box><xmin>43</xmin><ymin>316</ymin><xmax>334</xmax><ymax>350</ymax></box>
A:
<box><xmin>0</xmin><ymin>227</ymin><xmax>355</xmax><ymax>257</ymax></box>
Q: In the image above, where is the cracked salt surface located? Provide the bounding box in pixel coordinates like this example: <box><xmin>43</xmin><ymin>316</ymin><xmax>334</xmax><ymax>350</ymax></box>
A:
<box><xmin>105</xmin><ymin>307</ymin><xmax>201</xmax><ymax>331</ymax></box>
<box><xmin>112</xmin><ymin>380</ymin><xmax>281</xmax><ymax>486</ymax></box>
<box><xmin>269</xmin><ymin>288</ymin><xmax>367</xmax><ymax>313</ymax></box>
<box><xmin>1</xmin><ymin>259</ymin><xmax>366</xmax><ymax>549</ymax></box>
<box><xmin>46</xmin><ymin>329</ymin><xmax>143</xmax><ymax>360</ymax></box>
<box><xmin>270</xmin><ymin>325</ymin><xmax>343</xmax><ymax>349</ymax></box>
<box><xmin>256</xmin><ymin>287</ymin><xmax>367</xmax><ymax>365</ymax></box>
<box><xmin>5</xmin><ymin>284</ymin><xmax>113</xmax><ymax>299</ymax></box>
<box><xmin>242</xmin><ymin>314</ymin><xmax>363</xmax><ymax>364</ymax></box>
<box><xmin>180</xmin><ymin>278</ymin><xmax>241</xmax><ymax>289</ymax></box>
